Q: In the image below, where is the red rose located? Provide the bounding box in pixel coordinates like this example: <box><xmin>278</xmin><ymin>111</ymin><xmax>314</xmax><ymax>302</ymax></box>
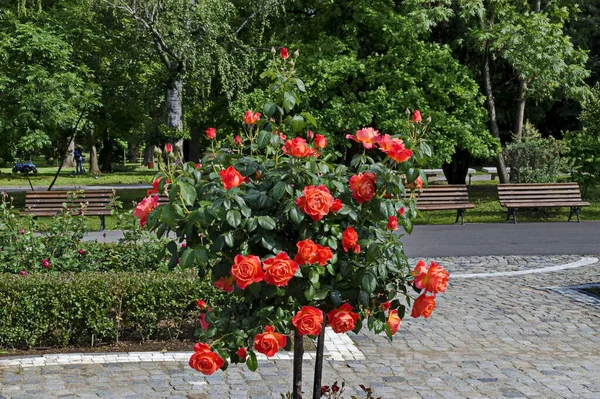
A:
<box><xmin>243</xmin><ymin>110</ymin><xmax>261</xmax><ymax>125</ymax></box>
<box><xmin>196</xmin><ymin>300</ymin><xmax>208</xmax><ymax>310</ymax></box>
<box><xmin>280</xmin><ymin>47</ymin><xmax>289</xmax><ymax>60</ymax></box>
<box><xmin>411</xmin><ymin>294</ymin><xmax>436</xmax><ymax>318</ymax></box>
<box><xmin>349</xmin><ymin>172</ymin><xmax>377</xmax><ymax>204</ymax></box>
<box><xmin>341</xmin><ymin>227</ymin><xmax>360</xmax><ymax>253</ymax></box>
<box><xmin>214</xmin><ymin>276</ymin><xmax>234</xmax><ymax>292</ymax></box>
<box><xmin>387</xmin><ymin>143</ymin><xmax>413</xmax><ymax>163</ymax></box>
<box><xmin>387</xmin><ymin>309</ymin><xmax>402</xmax><ymax>335</ymax></box>
<box><xmin>254</xmin><ymin>325</ymin><xmax>287</xmax><ymax>357</ymax></box>
<box><xmin>295</xmin><ymin>185</ymin><xmax>334</xmax><ymax>221</ymax></box>
<box><xmin>42</xmin><ymin>259</ymin><xmax>50</xmax><ymax>268</ymax></box>
<box><xmin>387</xmin><ymin>216</ymin><xmax>398</xmax><ymax>230</ymax></box>
<box><xmin>314</xmin><ymin>134</ymin><xmax>327</xmax><ymax>149</ymax></box>
<box><xmin>263</xmin><ymin>252</ymin><xmax>298</xmax><ymax>287</ymax></box>
<box><xmin>165</xmin><ymin>143</ymin><xmax>173</xmax><ymax>153</ymax></box>
<box><xmin>314</xmin><ymin>245</ymin><xmax>333</xmax><ymax>266</ymax></box>
<box><xmin>380</xmin><ymin>301</ymin><xmax>391</xmax><ymax>311</ymax></box>
<box><xmin>188</xmin><ymin>343</ymin><xmax>224</xmax><ymax>376</ymax></box>
<box><xmin>146</xmin><ymin>177</ymin><xmax>170</xmax><ymax>195</ymax></box>
<box><xmin>199</xmin><ymin>313</ymin><xmax>210</xmax><ymax>331</ymax></box>
<box><xmin>398</xmin><ymin>207</ymin><xmax>405</xmax><ymax>216</ymax></box>
<box><xmin>327</xmin><ymin>303</ymin><xmax>359</xmax><ymax>333</ymax></box>
<box><xmin>294</xmin><ymin>239</ymin><xmax>319</xmax><ymax>265</ymax></box>
<box><xmin>234</xmin><ymin>135</ymin><xmax>242</xmax><ymax>145</ymax></box>
<box><xmin>292</xmin><ymin>306</ymin><xmax>324</xmax><ymax>336</ymax></box>
<box><xmin>219</xmin><ymin>166</ymin><xmax>244</xmax><ymax>190</ymax></box>
<box><xmin>133</xmin><ymin>195</ymin><xmax>159</xmax><ymax>227</ymax></box>
<box><xmin>282</xmin><ymin>137</ymin><xmax>317</xmax><ymax>158</ymax></box>
<box><xmin>205</xmin><ymin>127</ymin><xmax>216</xmax><ymax>140</ymax></box>
<box><xmin>236</xmin><ymin>347</ymin><xmax>247</xmax><ymax>360</ymax></box>
<box><xmin>307</xmin><ymin>130</ymin><xmax>314</xmax><ymax>140</ymax></box>
<box><xmin>231</xmin><ymin>254</ymin><xmax>264</xmax><ymax>289</ymax></box>
<box><xmin>346</xmin><ymin>127</ymin><xmax>380</xmax><ymax>149</ymax></box>
<box><xmin>330</xmin><ymin>199</ymin><xmax>343</xmax><ymax>213</ymax></box>
<box><xmin>412</xmin><ymin>110</ymin><xmax>422</xmax><ymax>123</ymax></box>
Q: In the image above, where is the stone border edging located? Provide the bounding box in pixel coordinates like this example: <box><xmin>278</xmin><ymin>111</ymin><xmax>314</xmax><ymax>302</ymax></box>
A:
<box><xmin>452</xmin><ymin>256</ymin><xmax>598</xmax><ymax>278</ymax></box>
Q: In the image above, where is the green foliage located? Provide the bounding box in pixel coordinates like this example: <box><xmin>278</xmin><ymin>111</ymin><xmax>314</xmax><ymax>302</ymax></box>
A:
<box><xmin>0</xmin><ymin>271</ymin><xmax>215</xmax><ymax>348</ymax></box>
<box><xmin>504</xmin><ymin>123</ymin><xmax>569</xmax><ymax>183</ymax></box>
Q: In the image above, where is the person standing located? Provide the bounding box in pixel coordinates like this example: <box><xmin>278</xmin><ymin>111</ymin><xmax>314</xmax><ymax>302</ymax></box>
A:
<box><xmin>74</xmin><ymin>146</ymin><xmax>85</xmax><ymax>174</ymax></box>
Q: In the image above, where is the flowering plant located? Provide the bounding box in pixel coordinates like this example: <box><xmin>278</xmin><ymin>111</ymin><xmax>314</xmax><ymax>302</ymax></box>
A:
<box><xmin>138</xmin><ymin>50</ymin><xmax>448</xmax><ymax>397</ymax></box>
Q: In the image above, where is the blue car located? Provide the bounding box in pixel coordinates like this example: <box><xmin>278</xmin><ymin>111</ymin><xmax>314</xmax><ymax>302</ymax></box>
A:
<box><xmin>12</xmin><ymin>159</ymin><xmax>38</xmax><ymax>174</ymax></box>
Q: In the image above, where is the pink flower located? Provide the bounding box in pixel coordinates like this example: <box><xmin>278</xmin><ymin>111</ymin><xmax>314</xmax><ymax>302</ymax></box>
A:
<box><xmin>346</xmin><ymin>127</ymin><xmax>380</xmax><ymax>149</ymax></box>
<box><xmin>20</xmin><ymin>270</ymin><xmax>27</xmax><ymax>276</ymax></box>
<box><xmin>20</xmin><ymin>229</ymin><xmax>25</xmax><ymax>235</ymax></box>
<box><xmin>42</xmin><ymin>259</ymin><xmax>50</xmax><ymax>268</ymax></box>
<box><xmin>234</xmin><ymin>135</ymin><xmax>243</xmax><ymax>145</ymax></box>
<box><xmin>133</xmin><ymin>195</ymin><xmax>160</xmax><ymax>227</ymax></box>
<box><xmin>412</xmin><ymin>110</ymin><xmax>422</xmax><ymax>123</ymax></box>
<box><xmin>199</xmin><ymin>313</ymin><xmax>210</xmax><ymax>331</ymax></box>
<box><xmin>165</xmin><ymin>143</ymin><xmax>173</xmax><ymax>153</ymax></box>
<box><xmin>78</xmin><ymin>249</ymin><xmax>85</xmax><ymax>255</ymax></box>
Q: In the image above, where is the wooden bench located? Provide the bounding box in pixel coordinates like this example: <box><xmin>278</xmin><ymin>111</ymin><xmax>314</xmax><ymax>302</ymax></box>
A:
<box><xmin>414</xmin><ymin>185</ymin><xmax>475</xmax><ymax>225</ymax></box>
<box><xmin>22</xmin><ymin>190</ymin><xmax>115</xmax><ymax>230</ymax></box>
<box><xmin>497</xmin><ymin>183</ymin><xmax>590</xmax><ymax>223</ymax></box>
<box><xmin>482</xmin><ymin>166</ymin><xmax>511</xmax><ymax>180</ymax></box>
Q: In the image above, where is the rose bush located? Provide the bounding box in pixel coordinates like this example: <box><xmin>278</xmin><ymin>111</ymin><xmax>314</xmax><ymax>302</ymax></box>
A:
<box><xmin>138</xmin><ymin>50</ymin><xmax>448</xmax><ymax>395</ymax></box>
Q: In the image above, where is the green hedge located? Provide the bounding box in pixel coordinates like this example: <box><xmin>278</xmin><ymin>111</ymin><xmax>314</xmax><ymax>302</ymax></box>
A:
<box><xmin>0</xmin><ymin>272</ymin><xmax>216</xmax><ymax>349</ymax></box>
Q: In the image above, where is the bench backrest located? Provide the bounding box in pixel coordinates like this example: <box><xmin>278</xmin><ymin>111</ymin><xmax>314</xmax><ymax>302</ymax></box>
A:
<box><xmin>497</xmin><ymin>183</ymin><xmax>583</xmax><ymax>205</ymax></box>
<box><xmin>414</xmin><ymin>185</ymin><xmax>471</xmax><ymax>206</ymax></box>
<box><xmin>24</xmin><ymin>190</ymin><xmax>114</xmax><ymax>213</ymax></box>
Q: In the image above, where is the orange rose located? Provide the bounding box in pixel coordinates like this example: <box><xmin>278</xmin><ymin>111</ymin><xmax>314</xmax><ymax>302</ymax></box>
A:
<box><xmin>231</xmin><ymin>254</ymin><xmax>264</xmax><ymax>289</ymax></box>
<box><xmin>263</xmin><ymin>252</ymin><xmax>298</xmax><ymax>287</ymax></box>
<box><xmin>294</xmin><ymin>239</ymin><xmax>319</xmax><ymax>265</ymax></box>
<box><xmin>254</xmin><ymin>325</ymin><xmax>287</xmax><ymax>357</ymax></box>
<box><xmin>387</xmin><ymin>142</ymin><xmax>413</xmax><ymax>163</ymax></box>
<box><xmin>387</xmin><ymin>309</ymin><xmax>402</xmax><ymax>335</ymax></box>
<box><xmin>387</xmin><ymin>216</ymin><xmax>398</xmax><ymax>230</ymax></box>
<box><xmin>412</xmin><ymin>259</ymin><xmax>428</xmax><ymax>278</ymax></box>
<box><xmin>411</xmin><ymin>294</ymin><xmax>436</xmax><ymax>319</ymax></box>
<box><xmin>341</xmin><ymin>226</ymin><xmax>360</xmax><ymax>253</ymax></box>
<box><xmin>133</xmin><ymin>195</ymin><xmax>159</xmax><ymax>227</ymax></box>
<box><xmin>146</xmin><ymin>177</ymin><xmax>170</xmax><ymax>195</ymax></box>
<box><xmin>349</xmin><ymin>172</ymin><xmax>377</xmax><ymax>204</ymax></box>
<box><xmin>377</xmin><ymin>135</ymin><xmax>405</xmax><ymax>154</ymax></box>
<box><xmin>314</xmin><ymin>134</ymin><xmax>327</xmax><ymax>149</ymax></box>
<box><xmin>295</xmin><ymin>185</ymin><xmax>334</xmax><ymax>221</ymax></box>
<box><xmin>220</xmin><ymin>166</ymin><xmax>244</xmax><ymax>190</ymax></box>
<box><xmin>243</xmin><ymin>110</ymin><xmax>261</xmax><ymax>125</ymax></box>
<box><xmin>214</xmin><ymin>276</ymin><xmax>234</xmax><ymax>292</ymax></box>
<box><xmin>282</xmin><ymin>137</ymin><xmax>317</xmax><ymax>158</ymax></box>
<box><xmin>330</xmin><ymin>199</ymin><xmax>343</xmax><ymax>213</ymax></box>
<box><xmin>346</xmin><ymin>127</ymin><xmax>380</xmax><ymax>149</ymax></box>
<box><xmin>327</xmin><ymin>303</ymin><xmax>359</xmax><ymax>333</ymax></box>
<box><xmin>188</xmin><ymin>343</ymin><xmax>224</xmax><ymax>375</ymax></box>
<box><xmin>407</xmin><ymin>175</ymin><xmax>423</xmax><ymax>189</ymax></box>
<box><xmin>234</xmin><ymin>135</ymin><xmax>242</xmax><ymax>145</ymax></box>
<box><xmin>314</xmin><ymin>245</ymin><xmax>333</xmax><ymax>266</ymax></box>
<box><xmin>414</xmin><ymin>261</ymin><xmax>449</xmax><ymax>294</ymax></box>
<box><xmin>292</xmin><ymin>306</ymin><xmax>324</xmax><ymax>336</ymax></box>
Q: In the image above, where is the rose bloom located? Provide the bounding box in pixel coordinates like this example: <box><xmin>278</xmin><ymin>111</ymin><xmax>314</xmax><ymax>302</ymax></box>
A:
<box><xmin>314</xmin><ymin>245</ymin><xmax>333</xmax><ymax>266</ymax></box>
<box><xmin>205</xmin><ymin>127</ymin><xmax>216</xmax><ymax>139</ymax></box>
<box><xmin>231</xmin><ymin>254</ymin><xmax>264</xmax><ymax>289</ymax></box>
<box><xmin>292</xmin><ymin>306</ymin><xmax>324</xmax><ymax>336</ymax></box>
<box><xmin>330</xmin><ymin>199</ymin><xmax>343</xmax><ymax>213</ymax></box>
<box><xmin>414</xmin><ymin>261</ymin><xmax>449</xmax><ymax>294</ymax></box>
<box><xmin>280</xmin><ymin>47</ymin><xmax>289</xmax><ymax>59</ymax></box>
<box><xmin>236</xmin><ymin>347</ymin><xmax>247</xmax><ymax>360</ymax></box>
<box><xmin>219</xmin><ymin>166</ymin><xmax>244</xmax><ymax>190</ymax></box>
<box><xmin>387</xmin><ymin>309</ymin><xmax>402</xmax><ymax>335</ymax></box>
<box><xmin>380</xmin><ymin>301</ymin><xmax>391</xmax><ymax>311</ymax></box>
<box><xmin>412</xmin><ymin>110</ymin><xmax>422</xmax><ymax>123</ymax></box>
<box><xmin>234</xmin><ymin>135</ymin><xmax>242</xmax><ymax>145</ymax></box>
<box><xmin>387</xmin><ymin>143</ymin><xmax>413</xmax><ymax>163</ymax></box>
<box><xmin>133</xmin><ymin>195</ymin><xmax>159</xmax><ymax>227</ymax></box>
<box><xmin>214</xmin><ymin>276</ymin><xmax>234</xmax><ymax>292</ymax></box>
<box><xmin>349</xmin><ymin>172</ymin><xmax>377</xmax><ymax>204</ymax></box>
<box><xmin>196</xmin><ymin>299</ymin><xmax>208</xmax><ymax>310</ymax></box>
<box><xmin>254</xmin><ymin>325</ymin><xmax>287</xmax><ymax>357</ymax></box>
<box><xmin>263</xmin><ymin>252</ymin><xmax>299</xmax><ymax>287</ymax></box>
<box><xmin>295</xmin><ymin>185</ymin><xmax>334</xmax><ymax>221</ymax></box>
<box><xmin>327</xmin><ymin>303</ymin><xmax>359</xmax><ymax>333</ymax></box>
<box><xmin>387</xmin><ymin>216</ymin><xmax>398</xmax><ymax>230</ymax></box>
<box><xmin>294</xmin><ymin>239</ymin><xmax>319</xmax><ymax>264</ymax></box>
<box><xmin>78</xmin><ymin>249</ymin><xmax>85</xmax><ymax>255</ymax></box>
<box><xmin>398</xmin><ymin>207</ymin><xmax>405</xmax><ymax>216</ymax></box>
<box><xmin>314</xmin><ymin>134</ymin><xmax>327</xmax><ymax>149</ymax></box>
<box><xmin>42</xmin><ymin>259</ymin><xmax>50</xmax><ymax>268</ymax></box>
<box><xmin>199</xmin><ymin>313</ymin><xmax>210</xmax><ymax>331</ymax></box>
<box><xmin>346</xmin><ymin>127</ymin><xmax>380</xmax><ymax>149</ymax></box>
<box><xmin>243</xmin><ymin>110</ymin><xmax>261</xmax><ymax>125</ymax></box>
<box><xmin>282</xmin><ymin>137</ymin><xmax>317</xmax><ymax>158</ymax></box>
<box><xmin>412</xmin><ymin>259</ymin><xmax>428</xmax><ymax>277</ymax></box>
<box><xmin>377</xmin><ymin>135</ymin><xmax>405</xmax><ymax>154</ymax></box>
<box><xmin>189</xmin><ymin>343</ymin><xmax>224</xmax><ymax>376</ymax></box>
<box><xmin>146</xmin><ymin>177</ymin><xmax>170</xmax><ymax>195</ymax></box>
<box><xmin>307</xmin><ymin>130</ymin><xmax>314</xmax><ymax>140</ymax></box>
<box><xmin>408</xmin><ymin>175</ymin><xmax>424</xmax><ymax>189</ymax></box>
<box><xmin>165</xmin><ymin>143</ymin><xmax>173</xmax><ymax>153</ymax></box>
<box><xmin>341</xmin><ymin>226</ymin><xmax>360</xmax><ymax>253</ymax></box>
<box><xmin>411</xmin><ymin>294</ymin><xmax>436</xmax><ymax>318</ymax></box>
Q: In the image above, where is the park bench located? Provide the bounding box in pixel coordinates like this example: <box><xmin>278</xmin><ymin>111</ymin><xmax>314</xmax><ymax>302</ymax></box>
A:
<box><xmin>482</xmin><ymin>166</ymin><xmax>511</xmax><ymax>180</ymax></box>
<box><xmin>497</xmin><ymin>183</ymin><xmax>590</xmax><ymax>223</ymax></box>
<box><xmin>22</xmin><ymin>190</ymin><xmax>114</xmax><ymax>230</ymax></box>
<box><xmin>414</xmin><ymin>184</ymin><xmax>474</xmax><ymax>225</ymax></box>
<box><xmin>424</xmin><ymin>168</ymin><xmax>476</xmax><ymax>187</ymax></box>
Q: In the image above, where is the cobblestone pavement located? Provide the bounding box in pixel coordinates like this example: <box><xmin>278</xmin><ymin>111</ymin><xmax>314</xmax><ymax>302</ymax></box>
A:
<box><xmin>1</xmin><ymin>255</ymin><xmax>599</xmax><ymax>399</ymax></box>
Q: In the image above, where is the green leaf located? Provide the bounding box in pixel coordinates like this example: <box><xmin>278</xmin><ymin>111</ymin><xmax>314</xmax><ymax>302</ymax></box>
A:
<box><xmin>257</xmin><ymin>130</ymin><xmax>271</xmax><ymax>147</ymax></box>
<box><xmin>291</xmin><ymin>115</ymin><xmax>305</xmax><ymax>134</ymax></box>
<box><xmin>226</xmin><ymin>210</ymin><xmax>241</xmax><ymax>228</ymax></box>
<box><xmin>179</xmin><ymin>248</ymin><xmax>195</xmax><ymax>268</ymax></box>
<box><xmin>161</xmin><ymin>204</ymin><xmax>177</xmax><ymax>226</ymax></box>
<box><xmin>308</xmin><ymin>270</ymin><xmax>320</xmax><ymax>284</ymax></box>
<box><xmin>295</xmin><ymin>78</ymin><xmax>306</xmax><ymax>92</ymax></box>
<box><xmin>304</xmin><ymin>284</ymin><xmax>315</xmax><ymax>301</ymax></box>
<box><xmin>313</xmin><ymin>289</ymin><xmax>329</xmax><ymax>301</ymax></box>
<box><xmin>271</xmin><ymin>181</ymin><xmax>287</xmax><ymax>200</ymax></box>
<box><xmin>263</xmin><ymin>102</ymin><xmax>277</xmax><ymax>117</ymax></box>
<box><xmin>224</xmin><ymin>232</ymin><xmax>234</xmax><ymax>248</ymax></box>
<box><xmin>282</xmin><ymin>91</ymin><xmax>296</xmax><ymax>112</ymax></box>
<box><xmin>178</xmin><ymin>181</ymin><xmax>196</xmax><ymax>206</ymax></box>
<box><xmin>301</xmin><ymin>112</ymin><xmax>317</xmax><ymax>128</ymax></box>
<box><xmin>194</xmin><ymin>247</ymin><xmax>209</xmax><ymax>266</ymax></box>
<box><xmin>361</xmin><ymin>273</ymin><xmax>377</xmax><ymax>294</ymax></box>
<box><xmin>358</xmin><ymin>290</ymin><xmax>369</xmax><ymax>307</ymax></box>
<box><xmin>247</xmin><ymin>351</ymin><xmax>258</xmax><ymax>372</ymax></box>
<box><xmin>289</xmin><ymin>207</ymin><xmax>304</xmax><ymax>224</ymax></box>
<box><xmin>258</xmin><ymin>216</ymin><xmax>276</xmax><ymax>230</ymax></box>
<box><xmin>329</xmin><ymin>291</ymin><xmax>342</xmax><ymax>307</ymax></box>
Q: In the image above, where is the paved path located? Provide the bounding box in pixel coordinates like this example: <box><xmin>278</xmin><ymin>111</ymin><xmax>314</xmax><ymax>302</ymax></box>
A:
<box><xmin>1</xmin><ymin>184</ymin><xmax>151</xmax><ymax>193</ymax></box>
<box><xmin>2</xmin><ymin>255</ymin><xmax>599</xmax><ymax>398</ymax></box>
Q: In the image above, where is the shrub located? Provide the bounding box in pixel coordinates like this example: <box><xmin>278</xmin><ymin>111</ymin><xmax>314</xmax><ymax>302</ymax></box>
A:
<box><xmin>0</xmin><ymin>271</ymin><xmax>220</xmax><ymax>349</ymax></box>
<box><xmin>504</xmin><ymin>123</ymin><xmax>570</xmax><ymax>183</ymax></box>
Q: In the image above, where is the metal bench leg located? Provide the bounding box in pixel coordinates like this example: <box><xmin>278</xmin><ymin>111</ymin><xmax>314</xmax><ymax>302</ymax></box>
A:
<box><xmin>100</xmin><ymin>215</ymin><xmax>106</xmax><ymax>231</ymax></box>
<box><xmin>455</xmin><ymin>209</ymin><xmax>466</xmax><ymax>225</ymax></box>
<box><xmin>506</xmin><ymin>208</ymin><xmax>518</xmax><ymax>224</ymax></box>
<box><xmin>574</xmin><ymin>207</ymin><xmax>582</xmax><ymax>223</ymax></box>
<box><xmin>568</xmin><ymin>207</ymin><xmax>574</xmax><ymax>222</ymax></box>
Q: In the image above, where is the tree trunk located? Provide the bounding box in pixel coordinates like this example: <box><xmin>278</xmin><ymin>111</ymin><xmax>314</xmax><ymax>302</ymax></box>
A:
<box><xmin>312</xmin><ymin>326</ymin><xmax>326</xmax><ymax>399</ymax></box>
<box><xmin>189</xmin><ymin>125</ymin><xmax>201</xmax><ymax>163</ymax></box>
<box><xmin>89</xmin><ymin>130</ymin><xmax>100</xmax><ymax>175</ymax></box>
<box><xmin>143</xmin><ymin>145</ymin><xmax>155</xmax><ymax>167</ymax></box>
<box><xmin>442</xmin><ymin>148</ymin><xmax>471</xmax><ymax>184</ymax></box>
<box><xmin>166</xmin><ymin>78</ymin><xmax>185</xmax><ymax>160</ymax></box>
<box><xmin>128</xmin><ymin>143</ymin><xmax>138</xmax><ymax>163</ymax></box>
<box><xmin>483</xmin><ymin>51</ymin><xmax>510</xmax><ymax>183</ymax></box>
<box><xmin>292</xmin><ymin>330</ymin><xmax>304</xmax><ymax>399</ymax></box>
<box><xmin>514</xmin><ymin>78</ymin><xmax>527</xmax><ymax>139</ymax></box>
<box><xmin>100</xmin><ymin>137</ymin><xmax>112</xmax><ymax>173</ymax></box>
<box><xmin>62</xmin><ymin>135</ymin><xmax>76</xmax><ymax>168</ymax></box>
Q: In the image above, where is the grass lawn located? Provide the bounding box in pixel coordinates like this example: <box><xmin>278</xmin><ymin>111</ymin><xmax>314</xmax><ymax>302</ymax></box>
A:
<box><xmin>414</xmin><ymin>180</ymin><xmax>600</xmax><ymax>224</ymax></box>
<box><xmin>583</xmin><ymin>286</ymin><xmax>600</xmax><ymax>298</ymax></box>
